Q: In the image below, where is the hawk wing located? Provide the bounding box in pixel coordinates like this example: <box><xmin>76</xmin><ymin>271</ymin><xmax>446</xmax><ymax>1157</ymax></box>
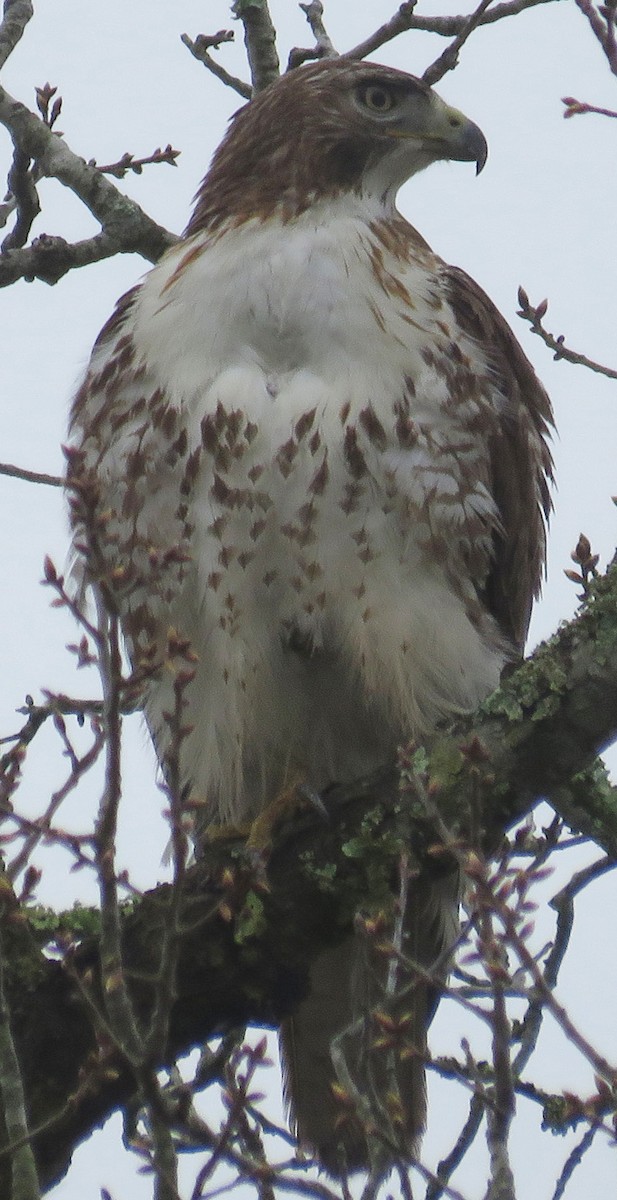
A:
<box><xmin>443</xmin><ymin>265</ymin><xmax>553</xmax><ymax>652</ymax></box>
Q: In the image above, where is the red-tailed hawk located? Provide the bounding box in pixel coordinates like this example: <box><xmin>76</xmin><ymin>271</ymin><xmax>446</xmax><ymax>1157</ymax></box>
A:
<box><xmin>68</xmin><ymin>60</ymin><xmax>552</xmax><ymax>1174</ymax></box>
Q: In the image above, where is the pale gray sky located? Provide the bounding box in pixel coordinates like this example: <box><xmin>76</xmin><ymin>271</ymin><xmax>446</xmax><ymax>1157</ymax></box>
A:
<box><xmin>1</xmin><ymin>2</ymin><xmax>616</xmax><ymax>1197</ymax></box>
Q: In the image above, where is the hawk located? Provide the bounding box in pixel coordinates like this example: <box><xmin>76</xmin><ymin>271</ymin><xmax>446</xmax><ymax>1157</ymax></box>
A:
<box><xmin>68</xmin><ymin>60</ymin><xmax>552</xmax><ymax>1174</ymax></box>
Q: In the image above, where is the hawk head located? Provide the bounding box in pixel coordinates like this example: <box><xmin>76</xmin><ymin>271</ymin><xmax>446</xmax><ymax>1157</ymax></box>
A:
<box><xmin>188</xmin><ymin>59</ymin><xmax>487</xmax><ymax>234</ymax></box>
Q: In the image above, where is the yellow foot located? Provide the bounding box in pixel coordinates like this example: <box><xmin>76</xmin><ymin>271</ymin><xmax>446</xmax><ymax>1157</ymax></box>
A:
<box><xmin>196</xmin><ymin>779</ymin><xmax>328</xmax><ymax>850</ymax></box>
<box><xmin>201</xmin><ymin>818</ymin><xmax>252</xmax><ymax>844</ymax></box>
<box><xmin>247</xmin><ymin>777</ymin><xmax>328</xmax><ymax>849</ymax></box>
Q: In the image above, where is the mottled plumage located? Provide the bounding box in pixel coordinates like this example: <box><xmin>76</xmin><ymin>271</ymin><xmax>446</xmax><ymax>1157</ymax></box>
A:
<box><xmin>68</xmin><ymin>59</ymin><xmax>552</xmax><ymax>1174</ymax></box>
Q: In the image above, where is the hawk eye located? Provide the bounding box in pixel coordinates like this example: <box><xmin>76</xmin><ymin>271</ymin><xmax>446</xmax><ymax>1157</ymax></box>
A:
<box><xmin>359</xmin><ymin>85</ymin><xmax>397</xmax><ymax>114</ymax></box>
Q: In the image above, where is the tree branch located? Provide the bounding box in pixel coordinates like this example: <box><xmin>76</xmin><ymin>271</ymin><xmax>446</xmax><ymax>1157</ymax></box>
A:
<box><xmin>0</xmin><ymin>462</ymin><xmax>62</xmax><ymax>488</ymax></box>
<box><xmin>517</xmin><ymin>288</ymin><xmax>617</xmax><ymax>379</ymax></box>
<box><xmin>181</xmin><ymin>33</ymin><xmax>252</xmax><ymax>99</ymax></box>
<box><xmin>2</xmin><ymin>143</ymin><xmax>39</xmax><ymax>251</ymax></box>
<box><xmin>574</xmin><ymin>0</ymin><xmax>617</xmax><ymax>75</ymax></box>
<box><xmin>396</xmin><ymin>562</ymin><xmax>617</xmax><ymax>861</ymax></box>
<box><xmin>0</xmin><ymin>84</ymin><xmax>177</xmax><ymax>282</ymax></box>
<box><xmin>0</xmin><ymin>920</ymin><xmax>40</xmax><ymax>1200</ymax></box>
<box><xmin>422</xmin><ymin>0</ymin><xmax>495</xmax><ymax>86</ymax></box>
<box><xmin>344</xmin><ymin>0</ymin><xmax>558</xmax><ymax>61</ymax></box>
<box><xmin>287</xmin><ymin>1</ymin><xmax>338</xmax><ymax>70</ymax></box>
<box><xmin>233</xmin><ymin>0</ymin><xmax>280</xmax><ymax>93</ymax></box>
<box><xmin>0</xmin><ymin>0</ymin><xmax>33</xmax><ymax>71</ymax></box>
<box><xmin>0</xmin><ymin>230</ymin><xmax>133</xmax><ymax>287</ymax></box>
<box><xmin>2</xmin><ymin>560</ymin><xmax>616</xmax><ymax>1192</ymax></box>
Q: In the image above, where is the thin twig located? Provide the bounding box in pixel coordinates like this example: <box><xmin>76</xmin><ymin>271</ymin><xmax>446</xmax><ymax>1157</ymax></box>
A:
<box><xmin>288</xmin><ymin>1</ymin><xmax>338</xmax><ymax>69</ymax></box>
<box><xmin>508</xmin><ymin>856</ymin><xmax>616</xmax><ymax>1074</ymax></box>
<box><xmin>344</xmin><ymin>0</ymin><xmax>557</xmax><ymax>61</ymax></box>
<box><xmin>478</xmin><ymin>904</ymin><xmax>516</xmax><ymax>1200</ymax></box>
<box><xmin>423</xmin><ymin>0</ymin><xmax>496</xmax><ymax>85</ymax></box>
<box><xmin>94</xmin><ymin>144</ymin><xmax>180</xmax><ymax>179</ymax></box>
<box><xmin>552</xmin><ymin>1125</ymin><xmax>598</xmax><ymax>1200</ymax></box>
<box><xmin>517</xmin><ymin>288</ymin><xmax>617</xmax><ymax>379</ymax></box>
<box><xmin>5</xmin><ymin>723</ymin><xmax>105</xmax><ymax>883</ymax></box>
<box><xmin>563</xmin><ymin>95</ymin><xmax>617</xmax><ymax>119</ymax></box>
<box><xmin>0</xmin><ymin>461</ymin><xmax>63</xmax><ymax>487</ymax></box>
<box><xmin>180</xmin><ymin>34</ymin><xmax>251</xmax><ymax>99</ymax></box>
<box><xmin>503</xmin><ymin>896</ymin><xmax>617</xmax><ymax>1089</ymax></box>
<box><xmin>93</xmin><ymin>592</ymin><xmax>143</xmax><ymax>1065</ymax></box>
<box><xmin>0</xmin><ymin>921</ymin><xmax>41</xmax><ymax>1199</ymax></box>
<box><xmin>142</xmin><ymin>666</ymin><xmax>193</xmax><ymax>1058</ymax></box>
<box><xmin>426</xmin><ymin>1094</ymin><xmax>485</xmax><ymax>1200</ymax></box>
<box><xmin>574</xmin><ymin>0</ymin><xmax>617</xmax><ymax>73</ymax></box>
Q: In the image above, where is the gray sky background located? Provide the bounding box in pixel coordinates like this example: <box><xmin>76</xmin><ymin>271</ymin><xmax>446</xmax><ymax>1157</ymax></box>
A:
<box><xmin>1</xmin><ymin>2</ymin><xmax>616</xmax><ymax>1197</ymax></box>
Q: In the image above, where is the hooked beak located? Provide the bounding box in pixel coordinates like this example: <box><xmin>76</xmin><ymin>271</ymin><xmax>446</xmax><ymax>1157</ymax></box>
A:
<box><xmin>443</xmin><ymin>107</ymin><xmax>488</xmax><ymax>174</ymax></box>
<box><xmin>389</xmin><ymin>94</ymin><xmax>488</xmax><ymax>175</ymax></box>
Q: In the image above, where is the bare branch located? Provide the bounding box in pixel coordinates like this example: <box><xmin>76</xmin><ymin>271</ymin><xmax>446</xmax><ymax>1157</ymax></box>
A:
<box><xmin>0</xmin><ymin>82</ymin><xmax>177</xmax><ymax>279</ymax></box>
<box><xmin>517</xmin><ymin>288</ymin><xmax>617</xmax><ymax>379</ymax></box>
<box><xmin>574</xmin><ymin>0</ymin><xmax>617</xmax><ymax>73</ymax></box>
<box><xmin>0</xmin><ymin>922</ymin><xmax>40</xmax><ymax>1200</ymax></box>
<box><xmin>0</xmin><ymin>0</ymin><xmax>33</xmax><ymax>70</ymax></box>
<box><xmin>426</xmin><ymin>1096</ymin><xmax>485</xmax><ymax>1200</ymax></box>
<box><xmin>4</xmin><ymin>719</ymin><xmax>105</xmax><ymax>884</ymax></box>
<box><xmin>195</xmin><ymin>28</ymin><xmax>235</xmax><ymax>52</ymax></box>
<box><xmin>1</xmin><ymin>143</ymin><xmax>39</xmax><ymax>251</ymax></box>
<box><xmin>423</xmin><ymin>0</ymin><xmax>495</xmax><ymax>86</ymax></box>
<box><xmin>478</xmin><ymin>907</ymin><xmax>516</xmax><ymax>1199</ymax></box>
<box><xmin>94</xmin><ymin>144</ymin><xmax>180</xmax><ymax>179</ymax></box>
<box><xmin>406</xmin><ymin>1156</ymin><xmax>469</xmax><ymax>1200</ymax></box>
<box><xmin>288</xmin><ymin>1</ymin><xmax>338</xmax><ymax>70</ymax></box>
<box><xmin>500</xmin><ymin>893</ymin><xmax>617</xmax><ymax>1090</ymax></box>
<box><xmin>300</xmin><ymin>0</ymin><xmax>337</xmax><ymax>55</ymax></box>
<box><xmin>552</xmin><ymin>1126</ymin><xmax>598</xmax><ymax>1200</ymax></box>
<box><xmin>233</xmin><ymin>0</ymin><xmax>280</xmax><ymax>93</ymax></box>
<box><xmin>563</xmin><ymin>95</ymin><xmax>617</xmax><ymax>118</ymax></box>
<box><xmin>91</xmin><ymin>593</ymin><xmax>145</xmax><ymax>1069</ymax></box>
<box><xmin>0</xmin><ymin>461</ymin><xmax>62</xmax><ymax>487</ymax></box>
<box><xmin>507</xmin><ymin>853</ymin><xmax>611</xmax><ymax>1082</ymax></box>
<box><xmin>181</xmin><ymin>33</ymin><xmax>251</xmax><ymax>99</ymax></box>
<box><xmin>344</xmin><ymin>0</ymin><xmax>558</xmax><ymax>61</ymax></box>
<box><xmin>0</xmin><ymin>230</ymin><xmax>132</xmax><ymax>287</ymax></box>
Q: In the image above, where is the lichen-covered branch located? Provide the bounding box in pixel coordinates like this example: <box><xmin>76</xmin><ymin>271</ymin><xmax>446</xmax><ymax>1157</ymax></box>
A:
<box><xmin>0</xmin><ymin>83</ymin><xmax>177</xmax><ymax>284</ymax></box>
<box><xmin>2</xmin><ymin>143</ymin><xmax>39</xmax><ymax>251</ymax></box>
<box><xmin>0</xmin><ymin>0</ymin><xmax>33</xmax><ymax>71</ymax></box>
<box><xmin>233</xmin><ymin>0</ymin><xmax>280</xmax><ymax>93</ymax></box>
<box><xmin>1</xmin><ymin>561</ymin><xmax>616</xmax><ymax>1192</ymax></box>
<box><xmin>407</xmin><ymin>562</ymin><xmax>617</xmax><ymax>857</ymax></box>
<box><xmin>0</xmin><ymin>230</ymin><xmax>136</xmax><ymax>287</ymax></box>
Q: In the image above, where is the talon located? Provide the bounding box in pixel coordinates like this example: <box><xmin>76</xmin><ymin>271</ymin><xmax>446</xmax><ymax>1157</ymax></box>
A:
<box><xmin>246</xmin><ymin>774</ymin><xmax>317</xmax><ymax>849</ymax></box>
<box><xmin>296</xmin><ymin>782</ymin><xmax>329</xmax><ymax>822</ymax></box>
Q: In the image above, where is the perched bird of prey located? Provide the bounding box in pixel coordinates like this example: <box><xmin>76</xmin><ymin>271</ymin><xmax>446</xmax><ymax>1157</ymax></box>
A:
<box><xmin>68</xmin><ymin>59</ymin><xmax>552</xmax><ymax>1174</ymax></box>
